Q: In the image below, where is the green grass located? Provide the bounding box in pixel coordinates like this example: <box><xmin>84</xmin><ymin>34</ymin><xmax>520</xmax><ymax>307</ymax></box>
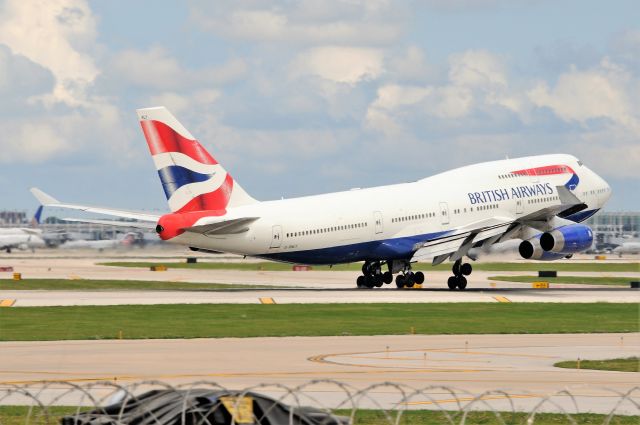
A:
<box><xmin>0</xmin><ymin>303</ymin><xmax>636</xmax><ymax>341</ymax></box>
<box><xmin>0</xmin><ymin>406</ymin><xmax>78</xmax><ymax>425</ymax></box>
<box><xmin>99</xmin><ymin>261</ymin><xmax>640</xmax><ymax>273</ymax></box>
<box><xmin>342</xmin><ymin>409</ymin><xmax>639</xmax><ymax>424</ymax></box>
<box><xmin>555</xmin><ymin>357</ymin><xmax>640</xmax><ymax>372</ymax></box>
<box><xmin>489</xmin><ymin>276</ymin><xmax>634</xmax><ymax>286</ymax></box>
<box><xmin>0</xmin><ymin>406</ymin><xmax>636</xmax><ymax>425</ymax></box>
<box><xmin>0</xmin><ymin>278</ymin><xmax>275</xmax><ymax>291</ymax></box>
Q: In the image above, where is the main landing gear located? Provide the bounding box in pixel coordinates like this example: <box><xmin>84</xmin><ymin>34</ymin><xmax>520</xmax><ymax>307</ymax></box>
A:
<box><xmin>356</xmin><ymin>260</ymin><xmax>424</xmax><ymax>289</ymax></box>
<box><xmin>447</xmin><ymin>259</ymin><xmax>472</xmax><ymax>290</ymax></box>
<box><xmin>356</xmin><ymin>261</ymin><xmax>393</xmax><ymax>288</ymax></box>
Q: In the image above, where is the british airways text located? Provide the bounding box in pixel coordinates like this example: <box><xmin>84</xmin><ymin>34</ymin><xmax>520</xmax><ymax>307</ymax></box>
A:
<box><xmin>468</xmin><ymin>183</ymin><xmax>553</xmax><ymax>205</ymax></box>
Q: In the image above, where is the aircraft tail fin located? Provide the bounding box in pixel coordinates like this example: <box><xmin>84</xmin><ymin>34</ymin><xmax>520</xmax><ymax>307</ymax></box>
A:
<box><xmin>137</xmin><ymin>107</ymin><xmax>257</xmax><ymax>213</ymax></box>
<box><xmin>30</xmin><ymin>205</ymin><xmax>44</xmax><ymax>227</ymax></box>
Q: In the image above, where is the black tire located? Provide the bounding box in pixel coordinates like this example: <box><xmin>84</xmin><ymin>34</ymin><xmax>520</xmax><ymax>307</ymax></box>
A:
<box><xmin>364</xmin><ymin>275</ymin><xmax>375</xmax><ymax>288</ymax></box>
<box><xmin>460</xmin><ymin>263</ymin><xmax>472</xmax><ymax>276</ymax></box>
<box><xmin>414</xmin><ymin>271</ymin><xmax>425</xmax><ymax>284</ymax></box>
<box><xmin>361</xmin><ymin>263</ymin><xmax>369</xmax><ymax>275</ymax></box>
<box><xmin>395</xmin><ymin>274</ymin><xmax>405</xmax><ymax>288</ymax></box>
<box><xmin>447</xmin><ymin>276</ymin><xmax>457</xmax><ymax>290</ymax></box>
<box><xmin>374</xmin><ymin>275</ymin><xmax>383</xmax><ymax>287</ymax></box>
<box><xmin>383</xmin><ymin>271</ymin><xmax>393</xmax><ymax>284</ymax></box>
<box><xmin>356</xmin><ymin>275</ymin><xmax>365</xmax><ymax>288</ymax></box>
<box><xmin>457</xmin><ymin>276</ymin><xmax>467</xmax><ymax>290</ymax></box>
<box><xmin>452</xmin><ymin>261</ymin><xmax>461</xmax><ymax>276</ymax></box>
<box><xmin>405</xmin><ymin>274</ymin><xmax>415</xmax><ymax>288</ymax></box>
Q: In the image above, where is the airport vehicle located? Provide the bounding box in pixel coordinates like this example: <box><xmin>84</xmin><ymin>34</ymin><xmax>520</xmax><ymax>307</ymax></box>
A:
<box><xmin>32</xmin><ymin>107</ymin><xmax>612</xmax><ymax>289</ymax></box>
<box><xmin>0</xmin><ymin>206</ymin><xmax>46</xmax><ymax>252</ymax></box>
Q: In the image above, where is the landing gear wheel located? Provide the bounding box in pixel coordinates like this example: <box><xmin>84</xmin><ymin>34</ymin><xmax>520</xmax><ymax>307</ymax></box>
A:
<box><xmin>404</xmin><ymin>273</ymin><xmax>415</xmax><ymax>288</ymax></box>
<box><xmin>460</xmin><ymin>263</ymin><xmax>472</xmax><ymax>276</ymax></box>
<box><xmin>374</xmin><ymin>275</ymin><xmax>383</xmax><ymax>287</ymax></box>
<box><xmin>364</xmin><ymin>275</ymin><xmax>375</xmax><ymax>288</ymax></box>
<box><xmin>396</xmin><ymin>274</ymin><xmax>405</xmax><ymax>288</ymax></box>
<box><xmin>414</xmin><ymin>271</ymin><xmax>425</xmax><ymax>284</ymax></box>
<box><xmin>457</xmin><ymin>276</ymin><xmax>467</xmax><ymax>290</ymax></box>
<box><xmin>447</xmin><ymin>276</ymin><xmax>457</xmax><ymax>290</ymax></box>
<box><xmin>356</xmin><ymin>275</ymin><xmax>365</xmax><ymax>288</ymax></box>
<box><xmin>383</xmin><ymin>271</ymin><xmax>393</xmax><ymax>284</ymax></box>
<box><xmin>452</xmin><ymin>261</ymin><xmax>461</xmax><ymax>276</ymax></box>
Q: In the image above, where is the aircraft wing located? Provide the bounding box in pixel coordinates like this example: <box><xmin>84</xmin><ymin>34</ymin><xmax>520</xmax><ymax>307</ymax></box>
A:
<box><xmin>31</xmin><ymin>188</ymin><xmax>160</xmax><ymax>223</ymax></box>
<box><xmin>412</xmin><ymin>186</ymin><xmax>588</xmax><ymax>264</ymax></box>
<box><xmin>411</xmin><ymin>217</ymin><xmax>513</xmax><ymax>264</ymax></box>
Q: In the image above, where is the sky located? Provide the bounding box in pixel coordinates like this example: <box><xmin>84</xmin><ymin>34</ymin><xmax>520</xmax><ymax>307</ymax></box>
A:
<box><xmin>0</xmin><ymin>0</ymin><xmax>638</xmax><ymax>217</ymax></box>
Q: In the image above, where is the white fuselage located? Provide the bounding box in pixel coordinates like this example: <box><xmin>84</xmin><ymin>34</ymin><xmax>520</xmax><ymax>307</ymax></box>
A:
<box><xmin>165</xmin><ymin>154</ymin><xmax>611</xmax><ymax>264</ymax></box>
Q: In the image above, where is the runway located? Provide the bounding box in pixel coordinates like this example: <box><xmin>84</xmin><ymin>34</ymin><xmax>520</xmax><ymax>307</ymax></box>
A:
<box><xmin>2</xmin><ymin>286</ymin><xmax>638</xmax><ymax>306</ymax></box>
<box><xmin>1</xmin><ymin>257</ymin><xmax>638</xmax><ymax>306</ymax></box>
<box><xmin>1</xmin><ymin>333</ymin><xmax>638</xmax><ymax>414</ymax></box>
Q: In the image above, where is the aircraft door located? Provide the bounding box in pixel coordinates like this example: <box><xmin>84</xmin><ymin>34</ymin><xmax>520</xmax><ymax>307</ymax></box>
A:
<box><xmin>270</xmin><ymin>225</ymin><xmax>282</xmax><ymax>248</ymax></box>
<box><xmin>516</xmin><ymin>199</ymin><xmax>524</xmax><ymax>215</ymax></box>
<box><xmin>439</xmin><ymin>202</ymin><xmax>450</xmax><ymax>225</ymax></box>
<box><xmin>373</xmin><ymin>211</ymin><xmax>383</xmax><ymax>235</ymax></box>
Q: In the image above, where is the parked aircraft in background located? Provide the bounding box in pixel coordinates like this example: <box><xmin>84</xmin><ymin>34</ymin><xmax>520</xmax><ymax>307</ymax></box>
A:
<box><xmin>0</xmin><ymin>207</ymin><xmax>46</xmax><ymax>253</ymax></box>
<box><xmin>32</xmin><ymin>107</ymin><xmax>612</xmax><ymax>289</ymax></box>
<box><xmin>613</xmin><ymin>241</ymin><xmax>640</xmax><ymax>256</ymax></box>
<box><xmin>59</xmin><ymin>232</ymin><xmax>141</xmax><ymax>251</ymax></box>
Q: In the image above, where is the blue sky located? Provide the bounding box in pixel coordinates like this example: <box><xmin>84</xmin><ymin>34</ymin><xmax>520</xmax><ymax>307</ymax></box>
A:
<box><xmin>0</xmin><ymin>0</ymin><xmax>638</xmax><ymax>216</ymax></box>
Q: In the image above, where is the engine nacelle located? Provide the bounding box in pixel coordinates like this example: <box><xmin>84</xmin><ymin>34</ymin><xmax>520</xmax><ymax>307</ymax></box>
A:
<box><xmin>518</xmin><ymin>238</ymin><xmax>566</xmax><ymax>261</ymax></box>
<box><xmin>540</xmin><ymin>224</ymin><xmax>593</xmax><ymax>254</ymax></box>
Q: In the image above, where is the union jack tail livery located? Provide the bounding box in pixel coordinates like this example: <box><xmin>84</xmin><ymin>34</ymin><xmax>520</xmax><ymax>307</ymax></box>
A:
<box><xmin>137</xmin><ymin>107</ymin><xmax>257</xmax><ymax>213</ymax></box>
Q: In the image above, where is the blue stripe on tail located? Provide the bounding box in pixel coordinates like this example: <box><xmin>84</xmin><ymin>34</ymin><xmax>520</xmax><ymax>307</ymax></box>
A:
<box><xmin>157</xmin><ymin>166</ymin><xmax>215</xmax><ymax>199</ymax></box>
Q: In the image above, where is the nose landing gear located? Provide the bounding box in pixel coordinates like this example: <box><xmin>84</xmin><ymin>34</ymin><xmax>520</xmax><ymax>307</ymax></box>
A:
<box><xmin>448</xmin><ymin>259</ymin><xmax>472</xmax><ymax>290</ymax></box>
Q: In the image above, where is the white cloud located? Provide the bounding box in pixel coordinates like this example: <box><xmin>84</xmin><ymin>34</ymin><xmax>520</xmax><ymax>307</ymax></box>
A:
<box><xmin>528</xmin><ymin>58</ymin><xmax>639</xmax><ymax>133</ymax></box>
<box><xmin>110</xmin><ymin>47</ymin><xmax>247</xmax><ymax>90</ymax></box>
<box><xmin>0</xmin><ymin>120</ymin><xmax>69</xmax><ymax>163</ymax></box>
<box><xmin>291</xmin><ymin>46</ymin><xmax>384</xmax><ymax>84</ymax></box>
<box><xmin>189</xmin><ymin>0</ymin><xmax>403</xmax><ymax>46</ymax></box>
<box><xmin>448</xmin><ymin>50</ymin><xmax>507</xmax><ymax>88</ymax></box>
<box><xmin>0</xmin><ymin>0</ymin><xmax>98</xmax><ymax>105</ymax></box>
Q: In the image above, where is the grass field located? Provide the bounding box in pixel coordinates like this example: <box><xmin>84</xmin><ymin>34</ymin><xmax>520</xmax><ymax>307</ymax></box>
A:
<box><xmin>0</xmin><ymin>406</ymin><xmax>637</xmax><ymax>425</ymax></box>
<box><xmin>554</xmin><ymin>357</ymin><xmax>640</xmax><ymax>372</ymax></box>
<box><xmin>0</xmin><ymin>303</ymin><xmax>636</xmax><ymax>341</ymax></box>
<box><xmin>344</xmin><ymin>410</ymin><xmax>640</xmax><ymax>424</ymax></box>
<box><xmin>489</xmin><ymin>276</ymin><xmax>633</xmax><ymax>286</ymax></box>
<box><xmin>0</xmin><ymin>278</ymin><xmax>276</xmax><ymax>291</ymax></box>
<box><xmin>100</xmin><ymin>261</ymin><xmax>640</xmax><ymax>273</ymax></box>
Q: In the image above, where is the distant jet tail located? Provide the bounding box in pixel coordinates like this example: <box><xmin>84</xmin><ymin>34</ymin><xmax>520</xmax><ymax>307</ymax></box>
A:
<box><xmin>29</xmin><ymin>205</ymin><xmax>43</xmax><ymax>228</ymax></box>
<box><xmin>137</xmin><ymin>106</ymin><xmax>258</xmax><ymax>213</ymax></box>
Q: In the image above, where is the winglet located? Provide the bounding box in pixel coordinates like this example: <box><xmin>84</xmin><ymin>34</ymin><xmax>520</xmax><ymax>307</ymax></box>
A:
<box><xmin>30</xmin><ymin>188</ymin><xmax>60</xmax><ymax>205</ymax></box>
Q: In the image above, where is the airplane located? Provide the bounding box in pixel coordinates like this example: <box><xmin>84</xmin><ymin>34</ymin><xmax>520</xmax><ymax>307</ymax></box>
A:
<box><xmin>0</xmin><ymin>206</ymin><xmax>46</xmax><ymax>253</ymax></box>
<box><xmin>31</xmin><ymin>106</ymin><xmax>612</xmax><ymax>289</ymax></box>
<box><xmin>612</xmin><ymin>241</ymin><xmax>640</xmax><ymax>256</ymax></box>
<box><xmin>58</xmin><ymin>232</ymin><xmax>141</xmax><ymax>251</ymax></box>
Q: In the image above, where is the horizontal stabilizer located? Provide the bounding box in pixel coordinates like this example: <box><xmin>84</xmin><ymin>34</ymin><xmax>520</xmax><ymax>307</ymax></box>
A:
<box><xmin>62</xmin><ymin>218</ymin><xmax>157</xmax><ymax>230</ymax></box>
<box><xmin>30</xmin><ymin>188</ymin><xmax>159</xmax><ymax>223</ymax></box>
<box><xmin>30</xmin><ymin>188</ymin><xmax>59</xmax><ymax>205</ymax></box>
<box><xmin>184</xmin><ymin>217</ymin><xmax>259</xmax><ymax>236</ymax></box>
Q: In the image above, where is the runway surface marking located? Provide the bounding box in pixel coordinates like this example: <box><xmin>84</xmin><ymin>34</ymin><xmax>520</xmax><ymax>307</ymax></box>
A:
<box><xmin>259</xmin><ymin>297</ymin><xmax>276</xmax><ymax>304</ymax></box>
<box><xmin>0</xmin><ymin>299</ymin><xmax>15</xmax><ymax>307</ymax></box>
<box><xmin>493</xmin><ymin>296</ymin><xmax>512</xmax><ymax>303</ymax></box>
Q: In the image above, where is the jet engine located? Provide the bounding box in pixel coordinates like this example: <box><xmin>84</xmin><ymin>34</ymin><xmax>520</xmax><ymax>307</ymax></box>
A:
<box><xmin>518</xmin><ymin>238</ymin><xmax>566</xmax><ymax>261</ymax></box>
<box><xmin>540</xmin><ymin>224</ymin><xmax>593</xmax><ymax>254</ymax></box>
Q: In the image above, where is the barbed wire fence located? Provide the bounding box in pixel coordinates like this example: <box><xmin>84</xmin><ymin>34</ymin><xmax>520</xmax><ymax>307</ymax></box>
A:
<box><xmin>0</xmin><ymin>380</ymin><xmax>638</xmax><ymax>424</ymax></box>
